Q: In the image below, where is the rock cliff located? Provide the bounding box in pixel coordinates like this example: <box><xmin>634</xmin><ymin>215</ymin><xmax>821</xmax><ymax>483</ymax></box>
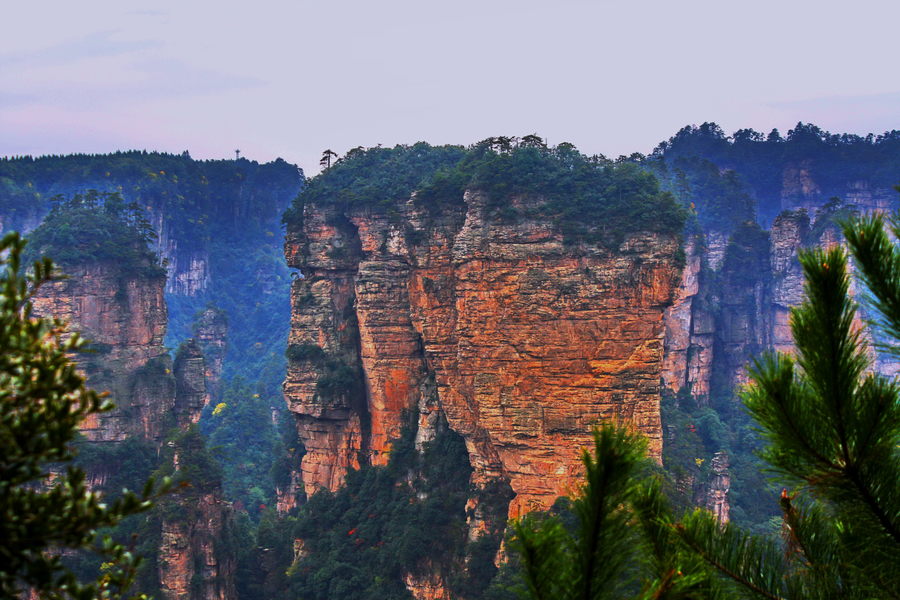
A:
<box><xmin>31</xmin><ymin>251</ymin><xmax>236</xmax><ymax>600</ymax></box>
<box><xmin>661</xmin><ymin>202</ymin><xmax>899</xmax><ymax>409</ymax></box>
<box><xmin>157</xmin><ymin>430</ymin><xmax>237</xmax><ymax>600</ymax></box>
<box><xmin>659</xmin><ymin>164</ymin><xmax>900</xmax><ymax>523</ymax></box>
<box><xmin>285</xmin><ymin>189</ymin><xmax>682</xmax><ymax>520</ymax></box>
<box><xmin>32</xmin><ymin>260</ymin><xmax>173</xmax><ymax>442</ymax></box>
<box><xmin>192</xmin><ymin>306</ymin><xmax>228</xmax><ymax>403</ymax></box>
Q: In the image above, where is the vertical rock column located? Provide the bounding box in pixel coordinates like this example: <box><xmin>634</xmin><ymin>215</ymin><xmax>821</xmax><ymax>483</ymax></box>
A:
<box><xmin>174</xmin><ymin>339</ymin><xmax>207</xmax><ymax>427</ymax></box>
<box><xmin>192</xmin><ymin>307</ymin><xmax>228</xmax><ymax>404</ymax></box>
<box><xmin>769</xmin><ymin>211</ymin><xmax>809</xmax><ymax>354</ymax></box>
<box><xmin>158</xmin><ymin>341</ymin><xmax>236</xmax><ymax>600</ymax></box>
<box><xmin>283</xmin><ymin>209</ymin><xmax>368</xmax><ymax>496</ymax></box>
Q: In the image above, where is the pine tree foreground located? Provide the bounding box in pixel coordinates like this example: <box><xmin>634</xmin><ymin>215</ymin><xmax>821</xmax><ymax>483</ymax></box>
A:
<box><xmin>511</xmin><ymin>215</ymin><xmax>900</xmax><ymax>599</ymax></box>
<box><xmin>0</xmin><ymin>232</ymin><xmax>167</xmax><ymax>600</ymax></box>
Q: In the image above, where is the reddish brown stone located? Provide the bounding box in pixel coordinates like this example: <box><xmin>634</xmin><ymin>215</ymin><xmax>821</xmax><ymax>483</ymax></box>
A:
<box><xmin>284</xmin><ymin>191</ymin><xmax>681</xmax><ymax>520</ymax></box>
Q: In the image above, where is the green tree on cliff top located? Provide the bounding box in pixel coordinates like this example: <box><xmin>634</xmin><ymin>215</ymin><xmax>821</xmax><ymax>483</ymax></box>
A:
<box><xmin>511</xmin><ymin>214</ymin><xmax>900</xmax><ymax>598</ymax></box>
<box><xmin>23</xmin><ymin>190</ymin><xmax>163</xmax><ymax>276</ymax></box>
<box><xmin>0</xmin><ymin>232</ymin><xmax>167</xmax><ymax>600</ymax></box>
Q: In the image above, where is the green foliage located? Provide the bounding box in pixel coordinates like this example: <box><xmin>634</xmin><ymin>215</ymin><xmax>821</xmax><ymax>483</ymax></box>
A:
<box><xmin>59</xmin><ymin>440</ymin><xmax>162</xmax><ymax>593</ymax></box>
<box><xmin>287</xmin><ymin>416</ymin><xmax>476</xmax><ymax>600</ymax></box>
<box><xmin>419</xmin><ymin>142</ymin><xmax>685</xmax><ymax>247</ymax></box>
<box><xmin>736</xmin><ymin>240</ymin><xmax>900</xmax><ymax>597</ymax></box>
<box><xmin>287</xmin><ymin>139</ymin><xmax>685</xmax><ymax>249</ymax></box>
<box><xmin>652</xmin><ymin>122</ymin><xmax>900</xmax><ymax>223</ymax></box>
<box><xmin>283</xmin><ymin>143</ymin><xmax>466</xmax><ymax>222</ymax></box>
<box><xmin>316</xmin><ymin>357</ymin><xmax>363</xmax><ymax>400</ymax></box>
<box><xmin>23</xmin><ymin>190</ymin><xmax>164</xmax><ymax>277</ymax></box>
<box><xmin>0</xmin><ymin>232</ymin><xmax>167</xmax><ymax>600</ymax></box>
<box><xmin>721</xmin><ymin>221</ymin><xmax>770</xmax><ymax>281</ymax></box>
<box><xmin>285</xmin><ymin>343</ymin><xmax>326</xmax><ymax>362</ymax></box>
<box><xmin>200</xmin><ymin>378</ymin><xmax>283</xmax><ymax>518</ymax></box>
<box><xmin>0</xmin><ymin>152</ymin><xmax>301</xmax><ymax>245</ymax></box>
<box><xmin>155</xmin><ymin>426</ymin><xmax>224</xmax><ymax>499</ymax></box>
<box><xmin>72</xmin><ymin>438</ymin><xmax>160</xmax><ymax>504</ymax></box>
<box><xmin>651</xmin><ymin>156</ymin><xmax>756</xmax><ymax>233</ymax></box>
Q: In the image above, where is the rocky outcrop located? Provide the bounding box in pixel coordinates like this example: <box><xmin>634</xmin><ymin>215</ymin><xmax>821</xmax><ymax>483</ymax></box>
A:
<box><xmin>661</xmin><ymin>235</ymin><xmax>715</xmax><ymax>401</ymax></box>
<box><xmin>285</xmin><ymin>191</ymin><xmax>682</xmax><ymax>519</ymax></box>
<box><xmin>699</xmin><ymin>451</ymin><xmax>730</xmax><ymax>524</ymax></box>
<box><xmin>174</xmin><ymin>339</ymin><xmax>208</xmax><ymax>427</ymax></box>
<box><xmin>158</xmin><ymin>490</ymin><xmax>236</xmax><ymax>600</ymax></box>
<box><xmin>781</xmin><ymin>161</ymin><xmax>822</xmax><ymax>214</ymax></box>
<box><xmin>404</xmin><ymin>568</ymin><xmax>450</xmax><ymax>600</ymax></box>
<box><xmin>151</xmin><ymin>209</ymin><xmax>211</xmax><ymax>296</ymax></box>
<box><xmin>156</xmin><ymin>359</ymin><xmax>235</xmax><ymax>600</ymax></box>
<box><xmin>192</xmin><ymin>307</ymin><xmax>228</xmax><ymax>403</ymax></box>
<box><xmin>32</xmin><ymin>255</ymin><xmax>235</xmax><ymax>600</ymax></box>
<box><xmin>32</xmin><ymin>260</ymin><xmax>173</xmax><ymax>442</ymax></box>
<box><xmin>769</xmin><ymin>211</ymin><xmax>810</xmax><ymax>354</ymax></box>
<box><xmin>781</xmin><ymin>164</ymin><xmax>897</xmax><ymax>216</ymax></box>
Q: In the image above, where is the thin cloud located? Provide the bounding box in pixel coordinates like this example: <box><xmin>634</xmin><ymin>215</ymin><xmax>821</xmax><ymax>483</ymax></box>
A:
<box><xmin>2</xmin><ymin>52</ymin><xmax>263</xmax><ymax>111</ymax></box>
<box><xmin>0</xmin><ymin>30</ymin><xmax>162</xmax><ymax>69</ymax></box>
<box><xmin>0</xmin><ymin>92</ymin><xmax>37</xmax><ymax>108</ymax></box>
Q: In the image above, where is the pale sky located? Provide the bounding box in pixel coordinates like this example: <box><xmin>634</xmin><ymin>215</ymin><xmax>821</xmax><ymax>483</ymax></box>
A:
<box><xmin>2</xmin><ymin>0</ymin><xmax>899</xmax><ymax>174</ymax></box>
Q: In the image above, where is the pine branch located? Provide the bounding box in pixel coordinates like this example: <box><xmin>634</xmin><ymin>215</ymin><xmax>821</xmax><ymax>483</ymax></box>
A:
<box><xmin>511</xmin><ymin>515</ymin><xmax>572</xmax><ymax>600</ymax></box>
<box><xmin>675</xmin><ymin>510</ymin><xmax>787</xmax><ymax>600</ymax></box>
<box><xmin>632</xmin><ymin>479</ymin><xmax>723</xmax><ymax>600</ymax></box>
<box><xmin>843</xmin><ymin>214</ymin><xmax>900</xmax><ymax>342</ymax></box>
<box><xmin>574</xmin><ymin>426</ymin><xmax>649</xmax><ymax>600</ymax></box>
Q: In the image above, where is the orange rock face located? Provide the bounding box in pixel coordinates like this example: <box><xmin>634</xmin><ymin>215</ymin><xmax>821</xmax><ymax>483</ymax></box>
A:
<box><xmin>284</xmin><ymin>191</ymin><xmax>682</xmax><ymax>518</ymax></box>
<box><xmin>31</xmin><ymin>261</ymin><xmax>173</xmax><ymax>441</ymax></box>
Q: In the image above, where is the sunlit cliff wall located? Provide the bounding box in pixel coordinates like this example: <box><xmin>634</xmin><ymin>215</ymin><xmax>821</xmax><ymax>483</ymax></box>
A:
<box><xmin>284</xmin><ymin>189</ymin><xmax>682</xmax><ymax>520</ymax></box>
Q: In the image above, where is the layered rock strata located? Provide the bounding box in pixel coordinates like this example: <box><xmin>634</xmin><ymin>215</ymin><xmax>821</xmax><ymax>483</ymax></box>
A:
<box><xmin>285</xmin><ymin>191</ymin><xmax>682</xmax><ymax>518</ymax></box>
<box><xmin>32</xmin><ymin>261</ymin><xmax>172</xmax><ymax>441</ymax></box>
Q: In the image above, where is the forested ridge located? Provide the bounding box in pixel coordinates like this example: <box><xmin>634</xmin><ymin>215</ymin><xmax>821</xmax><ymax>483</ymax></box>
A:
<box><xmin>4</xmin><ymin>122</ymin><xmax>900</xmax><ymax>600</ymax></box>
<box><xmin>0</xmin><ymin>150</ymin><xmax>304</xmax><ymax>532</ymax></box>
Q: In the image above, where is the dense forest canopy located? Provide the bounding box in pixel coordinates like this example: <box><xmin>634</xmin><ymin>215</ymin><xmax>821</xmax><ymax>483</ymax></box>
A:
<box><xmin>287</xmin><ymin>138</ymin><xmax>685</xmax><ymax>248</ymax></box>
<box><xmin>0</xmin><ymin>151</ymin><xmax>304</xmax><ymax>537</ymax></box>
<box><xmin>650</xmin><ymin>121</ymin><xmax>900</xmax><ymax>223</ymax></box>
<box><xmin>23</xmin><ymin>190</ymin><xmax>165</xmax><ymax>277</ymax></box>
<box><xmin>0</xmin><ymin>151</ymin><xmax>301</xmax><ymax>237</ymax></box>
<box><xmin>0</xmin><ymin>149</ymin><xmax>303</xmax><ymax>381</ymax></box>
